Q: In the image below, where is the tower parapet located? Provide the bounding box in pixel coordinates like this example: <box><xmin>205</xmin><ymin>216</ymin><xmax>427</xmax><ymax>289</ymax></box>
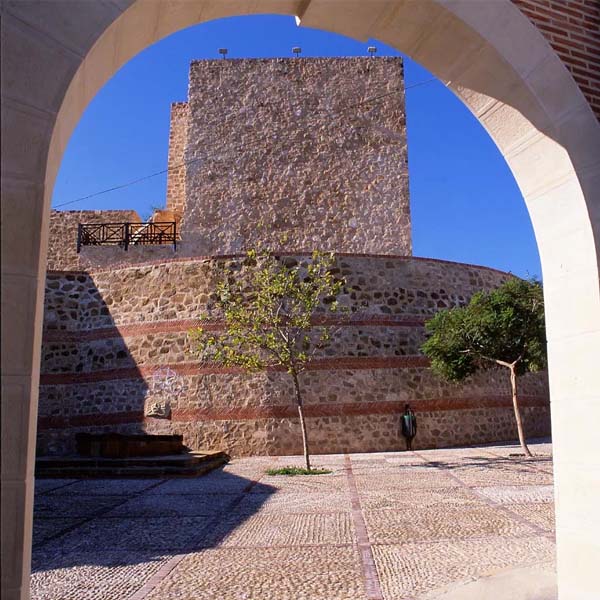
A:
<box><xmin>165</xmin><ymin>102</ymin><xmax>189</xmax><ymax>219</ymax></box>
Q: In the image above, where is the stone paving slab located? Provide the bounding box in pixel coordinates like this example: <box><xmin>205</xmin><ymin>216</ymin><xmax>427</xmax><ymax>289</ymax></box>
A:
<box><xmin>32</xmin><ymin>441</ymin><xmax>557</xmax><ymax>600</ymax></box>
<box><xmin>275</xmin><ymin>454</ymin><xmax>347</xmax><ymax>464</ymax></box>
<box><xmin>42</xmin><ymin>516</ymin><xmax>214</xmax><ymax>552</ymax></box>
<box><xmin>47</xmin><ymin>479</ymin><xmax>163</xmax><ymax>496</ymax></box>
<box><xmin>214</xmin><ymin>512</ymin><xmax>355</xmax><ymax>547</ymax></box>
<box><xmin>364</xmin><ymin>505</ymin><xmax>534</xmax><ymax>544</ymax></box>
<box><xmin>218</xmin><ymin>467</ymin><xmax>275</xmax><ymax>479</ymax></box>
<box><xmin>482</xmin><ymin>443</ymin><xmax>553</xmax><ymax>456</ymax></box>
<box><xmin>491</xmin><ymin>458</ymin><xmax>554</xmax><ymax>475</ymax></box>
<box><xmin>422</xmin><ymin>561</ymin><xmax>556</xmax><ymax>600</ymax></box>
<box><xmin>144</xmin><ymin>546</ymin><xmax>366</xmax><ymax>600</ymax></box>
<box><xmin>384</xmin><ymin>456</ymin><xmax>436</xmax><ymax>465</ymax></box>
<box><xmin>33</xmin><ymin>518</ymin><xmax>87</xmax><ymax>547</ymax></box>
<box><xmin>350</xmin><ymin>452</ymin><xmax>390</xmax><ymax>460</ymax></box>
<box><xmin>351</xmin><ymin>463</ymin><xmax>435</xmax><ymax>475</ymax></box>
<box><xmin>145</xmin><ymin>475</ymin><xmax>262</xmax><ymax>495</ymax></box>
<box><xmin>473</xmin><ymin>485</ymin><xmax>554</xmax><ymax>504</ymax></box>
<box><xmin>235</xmin><ymin>490</ymin><xmax>353</xmax><ymax>514</ymax></box>
<box><xmin>106</xmin><ymin>493</ymin><xmax>238</xmax><ymax>518</ymax></box>
<box><xmin>433</xmin><ymin>458</ymin><xmax>548</xmax><ymax>471</ymax></box>
<box><xmin>34</xmin><ymin>479</ymin><xmax>77</xmax><ymax>494</ymax></box>
<box><xmin>358</xmin><ymin>487</ymin><xmax>483</xmax><ymax>510</ymax></box>
<box><xmin>456</xmin><ymin>472</ymin><xmax>523</xmax><ymax>486</ymax></box>
<box><xmin>31</xmin><ymin>552</ymin><xmax>170</xmax><ymax>600</ymax></box>
<box><xmin>260</xmin><ymin>474</ymin><xmax>350</xmax><ymax>493</ymax></box>
<box><xmin>507</xmin><ymin>503</ymin><xmax>555</xmax><ymax>532</ymax></box>
<box><xmin>372</xmin><ymin>536</ymin><xmax>556</xmax><ymax>600</ymax></box>
<box><xmin>353</xmin><ymin>471</ymin><xmax>462</xmax><ymax>490</ymax></box>
<box><xmin>466</xmin><ymin>452</ymin><xmax>553</xmax><ymax>471</ymax></box>
<box><xmin>34</xmin><ymin>494</ymin><xmax>126</xmax><ymax>519</ymax></box>
<box><xmin>445</xmin><ymin>467</ymin><xmax>553</xmax><ymax>486</ymax></box>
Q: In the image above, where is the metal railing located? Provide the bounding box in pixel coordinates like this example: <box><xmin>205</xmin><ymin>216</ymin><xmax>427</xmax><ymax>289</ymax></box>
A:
<box><xmin>77</xmin><ymin>222</ymin><xmax>177</xmax><ymax>252</ymax></box>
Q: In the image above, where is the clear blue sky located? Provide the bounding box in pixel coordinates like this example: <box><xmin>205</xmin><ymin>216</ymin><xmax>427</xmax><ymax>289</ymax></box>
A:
<box><xmin>52</xmin><ymin>14</ymin><xmax>541</xmax><ymax>279</ymax></box>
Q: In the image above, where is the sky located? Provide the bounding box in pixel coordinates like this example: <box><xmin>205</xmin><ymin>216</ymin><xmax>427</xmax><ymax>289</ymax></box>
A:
<box><xmin>51</xmin><ymin>14</ymin><xmax>541</xmax><ymax>279</ymax></box>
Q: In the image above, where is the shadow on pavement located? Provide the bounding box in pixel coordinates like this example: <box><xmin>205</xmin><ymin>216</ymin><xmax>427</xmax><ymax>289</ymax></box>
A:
<box><xmin>31</xmin><ymin>465</ymin><xmax>276</xmax><ymax>573</ymax></box>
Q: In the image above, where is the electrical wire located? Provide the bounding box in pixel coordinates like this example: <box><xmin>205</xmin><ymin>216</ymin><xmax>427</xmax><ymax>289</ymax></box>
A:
<box><xmin>53</xmin><ymin>76</ymin><xmax>437</xmax><ymax>209</ymax></box>
<box><xmin>53</xmin><ymin>88</ymin><xmax>400</xmax><ymax>208</ymax></box>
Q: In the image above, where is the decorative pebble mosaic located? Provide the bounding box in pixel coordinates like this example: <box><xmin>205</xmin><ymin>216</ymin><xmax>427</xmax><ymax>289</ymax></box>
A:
<box><xmin>473</xmin><ymin>485</ymin><xmax>554</xmax><ymax>505</ymax></box>
<box><xmin>32</xmin><ymin>440</ymin><xmax>556</xmax><ymax>600</ymax></box>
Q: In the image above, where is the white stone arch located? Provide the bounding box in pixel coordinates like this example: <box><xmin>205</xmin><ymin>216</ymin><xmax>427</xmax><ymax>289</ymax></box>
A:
<box><xmin>1</xmin><ymin>1</ymin><xmax>599</xmax><ymax>599</ymax></box>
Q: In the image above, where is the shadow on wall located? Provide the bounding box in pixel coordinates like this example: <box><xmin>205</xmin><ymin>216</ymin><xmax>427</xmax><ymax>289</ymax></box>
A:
<box><xmin>38</xmin><ymin>271</ymin><xmax>151</xmax><ymax>456</ymax></box>
<box><xmin>30</xmin><ymin>467</ymin><xmax>277</xmax><ymax>573</ymax></box>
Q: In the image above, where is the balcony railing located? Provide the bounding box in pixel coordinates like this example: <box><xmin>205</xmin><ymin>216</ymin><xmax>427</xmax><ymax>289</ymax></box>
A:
<box><xmin>77</xmin><ymin>222</ymin><xmax>177</xmax><ymax>252</ymax></box>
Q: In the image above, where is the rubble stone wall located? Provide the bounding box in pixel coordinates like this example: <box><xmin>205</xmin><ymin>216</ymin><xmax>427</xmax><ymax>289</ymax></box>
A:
<box><xmin>44</xmin><ymin>254</ymin><xmax>511</xmax><ymax>330</ymax></box>
<box><xmin>38</xmin><ymin>255</ymin><xmax>550</xmax><ymax>456</ymax></box>
<box><xmin>180</xmin><ymin>57</ymin><xmax>411</xmax><ymax>255</ymax></box>
<box><xmin>47</xmin><ymin>210</ymin><xmax>141</xmax><ymax>271</ymax></box>
<box><xmin>165</xmin><ymin>102</ymin><xmax>189</xmax><ymax>216</ymax></box>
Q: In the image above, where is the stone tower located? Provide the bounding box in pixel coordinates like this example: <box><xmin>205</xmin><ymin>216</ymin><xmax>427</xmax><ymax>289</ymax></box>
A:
<box><xmin>40</xmin><ymin>57</ymin><xmax>551</xmax><ymax>460</ymax></box>
<box><xmin>166</xmin><ymin>57</ymin><xmax>411</xmax><ymax>255</ymax></box>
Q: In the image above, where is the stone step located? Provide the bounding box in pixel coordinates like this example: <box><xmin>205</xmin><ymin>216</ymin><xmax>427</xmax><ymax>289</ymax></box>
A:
<box><xmin>35</xmin><ymin>451</ymin><xmax>229</xmax><ymax>479</ymax></box>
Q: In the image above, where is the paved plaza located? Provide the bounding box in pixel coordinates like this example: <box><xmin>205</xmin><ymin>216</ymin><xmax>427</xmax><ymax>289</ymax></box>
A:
<box><xmin>31</xmin><ymin>440</ymin><xmax>555</xmax><ymax>599</ymax></box>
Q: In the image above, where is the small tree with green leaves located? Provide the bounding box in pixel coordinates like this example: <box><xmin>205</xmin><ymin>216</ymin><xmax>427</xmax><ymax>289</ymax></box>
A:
<box><xmin>190</xmin><ymin>250</ymin><xmax>345</xmax><ymax>470</ymax></box>
<box><xmin>421</xmin><ymin>278</ymin><xmax>546</xmax><ymax>457</ymax></box>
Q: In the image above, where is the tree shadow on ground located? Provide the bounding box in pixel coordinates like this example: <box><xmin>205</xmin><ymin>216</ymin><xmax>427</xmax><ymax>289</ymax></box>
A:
<box><xmin>418</xmin><ymin>455</ymin><xmax>553</xmax><ymax>471</ymax></box>
<box><xmin>411</xmin><ymin>437</ymin><xmax>553</xmax><ymax>473</ymax></box>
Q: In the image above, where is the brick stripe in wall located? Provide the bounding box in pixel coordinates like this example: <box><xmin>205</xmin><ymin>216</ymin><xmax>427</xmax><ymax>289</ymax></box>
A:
<box><xmin>513</xmin><ymin>0</ymin><xmax>600</xmax><ymax>119</ymax></box>
<box><xmin>42</xmin><ymin>315</ymin><xmax>428</xmax><ymax>343</ymax></box>
<box><xmin>36</xmin><ymin>395</ymin><xmax>549</xmax><ymax>431</ymax></box>
<box><xmin>38</xmin><ymin>356</ymin><xmax>431</xmax><ymax>385</ymax></box>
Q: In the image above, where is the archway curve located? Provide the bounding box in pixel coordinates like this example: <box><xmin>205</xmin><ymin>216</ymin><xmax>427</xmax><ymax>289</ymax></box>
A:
<box><xmin>46</xmin><ymin>1</ymin><xmax>600</xmax><ymax>349</ymax></box>
<box><xmin>2</xmin><ymin>1</ymin><xmax>599</xmax><ymax>599</ymax></box>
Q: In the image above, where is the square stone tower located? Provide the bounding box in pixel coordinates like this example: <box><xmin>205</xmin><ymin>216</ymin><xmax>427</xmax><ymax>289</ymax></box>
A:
<box><xmin>166</xmin><ymin>57</ymin><xmax>411</xmax><ymax>255</ymax></box>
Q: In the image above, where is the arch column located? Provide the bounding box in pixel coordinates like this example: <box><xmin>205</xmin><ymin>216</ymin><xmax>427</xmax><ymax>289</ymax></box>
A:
<box><xmin>1</xmin><ymin>2</ymin><xmax>599</xmax><ymax>599</ymax></box>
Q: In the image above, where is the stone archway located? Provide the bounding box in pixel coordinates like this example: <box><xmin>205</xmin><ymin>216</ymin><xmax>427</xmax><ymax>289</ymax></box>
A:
<box><xmin>1</xmin><ymin>2</ymin><xmax>598</xmax><ymax>599</ymax></box>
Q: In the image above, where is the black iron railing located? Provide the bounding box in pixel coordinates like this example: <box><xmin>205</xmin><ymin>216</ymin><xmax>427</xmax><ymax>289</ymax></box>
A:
<box><xmin>77</xmin><ymin>222</ymin><xmax>177</xmax><ymax>252</ymax></box>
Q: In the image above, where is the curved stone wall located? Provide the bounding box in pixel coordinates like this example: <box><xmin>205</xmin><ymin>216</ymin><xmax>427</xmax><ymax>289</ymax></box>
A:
<box><xmin>38</xmin><ymin>255</ymin><xmax>550</xmax><ymax>456</ymax></box>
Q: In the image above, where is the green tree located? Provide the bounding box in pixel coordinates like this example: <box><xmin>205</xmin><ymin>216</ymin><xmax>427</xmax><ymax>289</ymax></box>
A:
<box><xmin>421</xmin><ymin>278</ymin><xmax>546</xmax><ymax>457</ymax></box>
<box><xmin>190</xmin><ymin>250</ymin><xmax>345</xmax><ymax>470</ymax></box>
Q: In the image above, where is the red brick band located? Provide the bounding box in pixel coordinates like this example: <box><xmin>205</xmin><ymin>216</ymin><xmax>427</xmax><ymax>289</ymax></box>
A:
<box><xmin>37</xmin><ymin>395</ymin><xmax>549</xmax><ymax>431</ymax></box>
<box><xmin>42</xmin><ymin>315</ymin><xmax>427</xmax><ymax>343</ymax></box>
<box><xmin>128</xmin><ymin>554</ymin><xmax>187</xmax><ymax>600</ymax></box>
<box><xmin>39</xmin><ymin>356</ymin><xmax>430</xmax><ymax>385</ymax></box>
<box><xmin>170</xmin><ymin>395</ymin><xmax>549</xmax><ymax>421</ymax></box>
<box><xmin>344</xmin><ymin>454</ymin><xmax>384</xmax><ymax>600</ymax></box>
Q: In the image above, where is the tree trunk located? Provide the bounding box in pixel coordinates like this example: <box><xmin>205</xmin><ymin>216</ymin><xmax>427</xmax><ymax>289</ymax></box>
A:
<box><xmin>509</xmin><ymin>363</ymin><xmax>532</xmax><ymax>457</ymax></box>
<box><xmin>292</xmin><ymin>371</ymin><xmax>311</xmax><ymax>471</ymax></box>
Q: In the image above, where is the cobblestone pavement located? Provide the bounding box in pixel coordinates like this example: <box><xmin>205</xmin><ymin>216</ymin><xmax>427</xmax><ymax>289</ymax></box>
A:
<box><xmin>32</xmin><ymin>440</ymin><xmax>555</xmax><ymax>599</ymax></box>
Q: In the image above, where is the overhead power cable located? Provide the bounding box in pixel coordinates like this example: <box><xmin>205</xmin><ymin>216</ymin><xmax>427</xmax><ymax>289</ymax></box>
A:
<box><xmin>53</xmin><ymin>76</ymin><xmax>437</xmax><ymax>209</ymax></box>
<box><xmin>54</xmin><ymin>159</ymin><xmax>202</xmax><ymax>208</ymax></box>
